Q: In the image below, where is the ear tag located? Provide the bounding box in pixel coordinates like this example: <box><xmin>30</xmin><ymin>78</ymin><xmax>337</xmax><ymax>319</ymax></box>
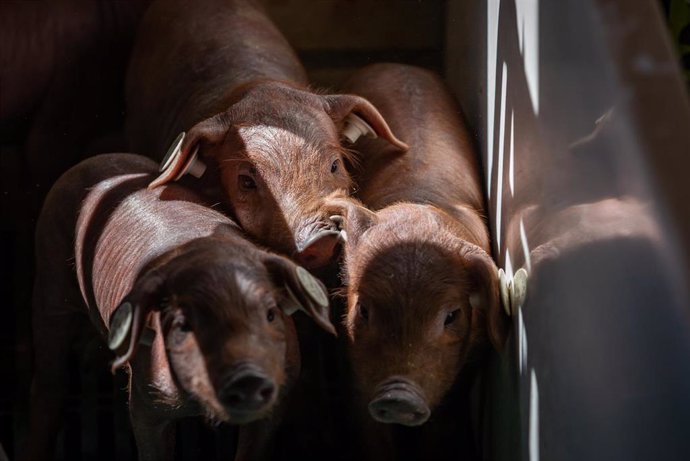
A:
<box><xmin>283</xmin><ymin>285</ymin><xmax>303</xmax><ymax>316</ymax></box>
<box><xmin>295</xmin><ymin>266</ymin><xmax>329</xmax><ymax>308</ymax></box>
<box><xmin>158</xmin><ymin>131</ymin><xmax>207</xmax><ymax>183</ymax></box>
<box><xmin>498</xmin><ymin>269</ymin><xmax>511</xmax><ymax>317</ymax></box>
<box><xmin>174</xmin><ymin>146</ymin><xmax>206</xmax><ymax>180</ymax></box>
<box><xmin>342</xmin><ymin>114</ymin><xmax>377</xmax><ymax>143</ymax></box>
<box><xmin>108</xmin><ymin>302</ymin><xmax>133</xmax><ymax>351</ymax></box>
<box><xmin>510</xmin><ymin>268</ymin><xmax>528</xmax><ymax>316</ymax></box>
<box><xmin>160</xmin><ymin>132</ymin><xmax>186</xmax><ymax>173</ymax></box>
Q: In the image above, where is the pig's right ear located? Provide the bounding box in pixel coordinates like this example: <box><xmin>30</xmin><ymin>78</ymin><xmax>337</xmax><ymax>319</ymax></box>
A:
<box><xmin>461</xmin><ymin>243</ymin><xmax>509</xmax><ymax>351</ymax></box>
<box><xmin>323</xmin><ymin>94</ymin><xmax>408</xmax><ymax>150</ymax></box>
<box><xmin>264</xmin><ymin>255</ymin><xmax>336</xmax><ymax>336</ymax></box>
<box><xmin>148</xmin><ymin>115</ymin><xmax>229</xmax><ymax>189</ymax></box>
<box><xmin>108</xmin><ymin>272</ymin><xmax>166</xmax><ymax>372</ymax></box>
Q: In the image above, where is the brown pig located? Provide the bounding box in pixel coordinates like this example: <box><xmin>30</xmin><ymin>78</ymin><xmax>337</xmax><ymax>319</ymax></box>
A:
<box><xmin>125</xmin><ymin>0</ymin><xmax>407</xmax><ymax>269</ymax></box>
<box><xmin>25</xmin><ymin>154</ymin><xmax>335</xmax><ymax>461</ymax></box>
<box><xmin>327</xmin><ymin>64</ymin><xmax>508</xmax><ymax>432</ymax></box>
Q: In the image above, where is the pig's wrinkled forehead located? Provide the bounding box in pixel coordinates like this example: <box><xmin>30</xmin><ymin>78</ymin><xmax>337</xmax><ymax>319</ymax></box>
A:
<box><xmin>351</xmin><ymin>238</ymin><xmax>470</xmax><ymax>297</ymax></box>
<box><xmin>164</xmin><ymin>257</ymin><xmax>277</xmax><ymax>314</ymax></box>
<box><xmin>229</xmin><ymin>84</ymin><xmax>338</xmax><ymax>140</ymax></box>
<box><xmin>236</xmin><ymin>124</ymin><xmax>338</xmax><ymax>172</ymax></box>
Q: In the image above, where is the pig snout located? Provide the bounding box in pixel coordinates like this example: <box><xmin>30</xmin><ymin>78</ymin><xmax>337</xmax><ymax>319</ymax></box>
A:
<box><xmin>219</xmin><ymin>363</ymin><xmax>277</xmax><ymax>421</ymax></box>
<box><xmin>294</xmin><ymin>218</ymin><xmax>343</xmax><ymax>269</ymax></box>
<box><xmin>368</xmin><ymin>378</ymin><xmax>430</xmax><ymax>426</ymax></box>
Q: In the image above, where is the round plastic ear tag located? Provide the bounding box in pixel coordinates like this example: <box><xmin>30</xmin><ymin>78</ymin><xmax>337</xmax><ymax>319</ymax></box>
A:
<box><xmin>296</xmin><ymin>266</ymin><xmax>329</xmax><ymax>308</ymax></box>
<box><xmin>342</xmin><ymin>114</ymin><xmax>377</xmax><ymax>143</ymax></box>
<box><xmin>283</xmin><ymin>285</ymin><xmax>303</xmax><ymax>316</ymax></box>
<box><xmin>498</xmin><ymin>268</ymin><xmax>511</xmax><ymax>316</ymax></box>
<box><xmin>160</xmin><ymin>132</ymin><xmax>186</xmax><ymax>173</ymax></box>
<box><xmin>174</xmin><ymin>146</ymin><xmax>206</xmax><ymax>180</ymax></box>
<box><xmin>511</xmin><ymin>268</ymin><xmax>528</xmax><ymax>315</ymax></box>
<box><xmin>108</xmin><ymin>302</ymin><xmax>133</xmax><ymax>351</ymax></box>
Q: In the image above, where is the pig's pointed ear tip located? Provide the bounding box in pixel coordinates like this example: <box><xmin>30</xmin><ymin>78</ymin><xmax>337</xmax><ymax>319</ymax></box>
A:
<box><xmin>110</xmin><ymin>357</ymin><xmax>126</xmax><ymax>374</ymax></box>
<box><xmin>395</xmin><ymin>139</ymin><xmax>410</xmax><ymax>151</ymax></box>
<box><xmin>147</xmin><ymin>177</ymin><xmax>164</xmax><ymax>190</ymax></box>
<box><xmin>322</xmin><ymin>321</ymin><xmax>338</xmax><ymax>337</ymax></box>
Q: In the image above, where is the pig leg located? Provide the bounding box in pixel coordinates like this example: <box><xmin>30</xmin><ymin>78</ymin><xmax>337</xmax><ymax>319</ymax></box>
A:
<box><xmin>235</xmin><ymin>419</ymin><xmax>276</xmax><ymax>461</ymax></box>
<box><xmin>129</xmin><ymin>378</ymin><xmax>177</xmax><ymax>461</ymax></box>
<box><xmin>22</xmin><ymin>296</ymin><xmax>81</xmax><ymax>461</ymax></box>
<box><xmin>357</xmin><ymin>408</ymin><xmax>397</xmax><ymax>461</ymax></box>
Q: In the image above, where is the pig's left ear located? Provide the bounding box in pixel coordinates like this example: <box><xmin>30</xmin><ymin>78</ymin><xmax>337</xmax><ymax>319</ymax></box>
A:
<box><xmin>461</xmin><ymin>243</ymin><xmax>509</xmax><ymax>351</ymax></box>
<box><xmin>264</xmin><ymin>255</ymin><xmax>336</xmax><ymax>336</ymax></box>
<box><xmin>108</xmin><ymin>271</ymin><xmax>166</xmax><ymax>372</ymax></box>
<box><xmin>148</xmin><ymin>115</ymin><xmax>229</xmax><ymax>189</ymax></box>
<box><xmin>323</xmin><ymin>95</ymin><xmax>408</xmax><ymax>150</ymax></box>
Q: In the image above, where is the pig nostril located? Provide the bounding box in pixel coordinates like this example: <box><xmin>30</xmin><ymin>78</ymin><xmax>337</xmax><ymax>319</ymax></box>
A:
<box><xmin>260</xmin><ymin>385</ymin><xmax>274</xmax><ymax>401</ymax></box>
<box><xmin>221</xmin><ymin>369</ymin><xmax>275</xmax><ymax>413</ymax></box>
<box><xmin>368</xmin><ymin>388</ymin><xmax>430</xmax><ymax>427</ymax></box>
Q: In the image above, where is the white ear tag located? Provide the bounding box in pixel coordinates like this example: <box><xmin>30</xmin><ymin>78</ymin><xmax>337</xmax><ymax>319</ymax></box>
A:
<box><xmin>174</xmin><ymin>146</ymin><xmax>206</xmax><ymax>180</ymax></box>
<box><xmin>160</xmin><ymin>132</ymin><xmax>186</xmax><ymax>172</ymax></box>
<box><xmin>342</xmin><ymin>114</ymin><xmax>377</xmax><ymax>144</ymax></box>
<box><xmin>510</xmin><ymin>268</ymin><xmax>528</xmax><ymax>316</ymax></box>
<box><xmin>283</xmin><ymin>285</ymin><xmax>303</xmax><ymax>316</ymax></box>
<box><xmin>159</xmin><ymin>131</ymin><xmax>207</xmax><ymax>182</ymax></box>
<box><xmin>108</xmin><ymin>302</ymin><xmax>133</xmax><ymax>351</ymax></box>
<box><xmin>498</xmin><ymin>269</ymin><xmax>511</xmax><ymax>317</ymax></box>
<box><xmin>296</xmin><ymin>266</ymin><xmax>329</xmax><ymax>308</ymax></box>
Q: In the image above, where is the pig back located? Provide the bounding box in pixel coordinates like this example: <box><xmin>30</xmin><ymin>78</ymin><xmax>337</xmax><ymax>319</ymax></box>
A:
<box><xmin>126</xmin><ymin>0</ymin><xmax>308</xmax><ymax>158</ymax></box>
<box><xmin>344</xmin><ymin>64</ymin><xmax>486</xmax><ymax>221</ymax></box>
<box><xmin>72</xmin><ymin>154</ymin><xmax>236</xmax><ymax>337</ymax></box>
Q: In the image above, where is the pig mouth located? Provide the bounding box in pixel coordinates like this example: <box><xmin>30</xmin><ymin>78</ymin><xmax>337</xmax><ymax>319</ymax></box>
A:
<box><xmin>368</xmin><ymin>378</ymin><xmax>431</xmax><ymax>427</ymax></box>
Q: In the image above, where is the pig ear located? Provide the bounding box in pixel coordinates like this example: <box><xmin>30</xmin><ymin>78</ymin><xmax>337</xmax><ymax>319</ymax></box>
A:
<box><xmin>264</xmin><ymin>256</ymin><xmax>336</xmax><ymax>336</ymax></box>
<box><xmin>324</xmin><ymin>197</ymin><xmax>377</xmax><ymax>248</ymax></box>
<box><xmin>323</xmin><ymin>94</ymin><xmax>408</xmax><ymax>150</ymax></box>
<box><xmin>461</xmin><ymin>243</ymin><xmax>509</xmax><ymax>351</ymax></box>
<box><xmin>148</xmin><ymin>115</ymin><xmax>229</xmax><ymax>189</ymax></box>
<box><xmin>108</xmin><ymin>272</ymin><xmax>166</xmax><ymax>372</ymax></box>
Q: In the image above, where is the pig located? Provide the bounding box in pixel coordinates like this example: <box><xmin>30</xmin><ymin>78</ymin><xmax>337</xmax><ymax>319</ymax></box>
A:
<box><xmin>125</xmin><ymin>0</ymin><xmax>407</xmax><ymax>269</ymax></box>
<box><xmin>1</xmin><ymin>0</ymin><xmax>151</xmax><ymax>193</ymax></box>
<box><xmin>326</xmin><ymin>64</ymin><xmax>508</xmax><ymax>437</ymax></box>
<box><xmin>24</xmin><ymin>153</ymin><xmax>335</xmax><ymax>461</ymax></box>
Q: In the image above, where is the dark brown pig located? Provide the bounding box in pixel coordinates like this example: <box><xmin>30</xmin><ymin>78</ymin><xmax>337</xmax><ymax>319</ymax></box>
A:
<box><xmin>1</xmin><ymin>0</ymin><xmax>151</xmax><ymax>196</ymax></box>
<box><xmin>25</xmin><ymin>154</ymin><xmax>335</xmax><ymax>461</ymax></box>
<box><xmin>126</xmin><ymin>0</ymin><xmax>407</xmax><ymax>269</ymax></box>
<box><xmin>326</xmin><ymin>64</ymin><xmax>508</xmax><ymax>434</ymax></box>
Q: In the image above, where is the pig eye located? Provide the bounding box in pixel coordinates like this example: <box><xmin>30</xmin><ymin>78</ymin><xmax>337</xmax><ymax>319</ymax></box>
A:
<box><xmin>266</xmin><ymin>308</ymin><xmax>276</xmax><ymax>323</ymax></box>
<box><xmin>444</xmin><ymin>309</ymin><xmax>460</xmax><ymax>327</ymax></box>
<box><xmin>239</xmin><ymin>174</ymin><xmax>257</xmax><ymax>190</ymax></box>
<box><xmin>358</xmin><ymin>304</ymin><xmax>369</xmax><ymax>321</ymax></box>
<box><xmin>330</xmin><ymin>159</ymin><xmax>339</xmax><ymax>173</ymax></box>
<box><xmin>172</xmin><ymin>314</ymin><xmax>192</xmax><ymax>333</ymax></box>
